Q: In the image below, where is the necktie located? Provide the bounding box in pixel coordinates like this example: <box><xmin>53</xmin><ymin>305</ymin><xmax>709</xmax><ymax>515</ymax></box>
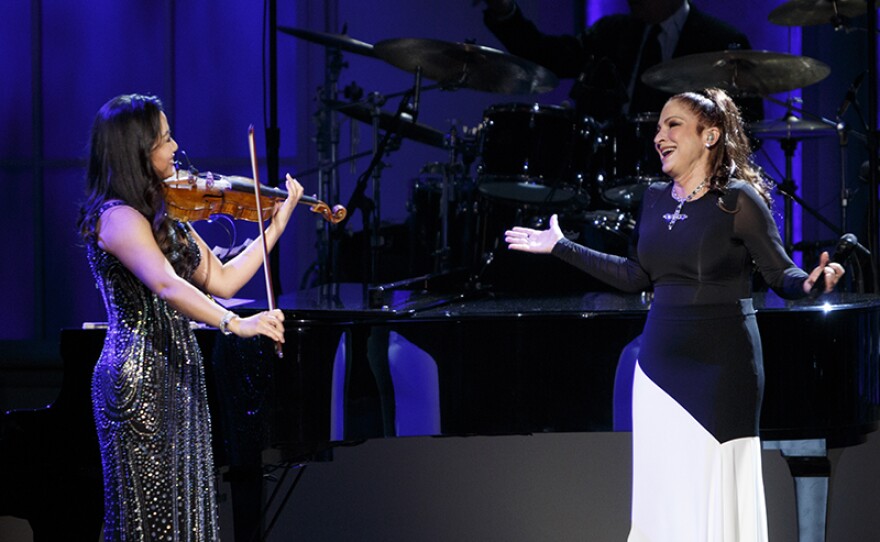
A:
<box><xmin>631</xmin><ymin>25</ymin><xmax>662</xmax><ymax>114</ymax></box>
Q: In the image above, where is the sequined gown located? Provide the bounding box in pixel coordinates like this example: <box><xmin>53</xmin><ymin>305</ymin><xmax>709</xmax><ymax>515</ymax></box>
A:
<box><xmin>88</xmin><ymin>201</ymin><xmax>220</xmax><ymax>541</ymax></box>
<box><xmin>552</xmin><ymin>180</ymin><xmax>809</xmax><ymax>542</ymax></box>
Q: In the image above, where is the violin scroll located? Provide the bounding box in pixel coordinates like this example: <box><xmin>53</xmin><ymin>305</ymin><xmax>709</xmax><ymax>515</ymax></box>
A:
<box><xmin>310</xmin><ymin>201</ymin><xmax>347</xmax><ymax>224</ymax></box>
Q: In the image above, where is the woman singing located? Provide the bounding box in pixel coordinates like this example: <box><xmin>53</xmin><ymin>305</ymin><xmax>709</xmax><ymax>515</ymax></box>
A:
<box><xmin>505</xmin><ymin>88</ymin><xmax>844</xmax><ymax>541</ymax></box>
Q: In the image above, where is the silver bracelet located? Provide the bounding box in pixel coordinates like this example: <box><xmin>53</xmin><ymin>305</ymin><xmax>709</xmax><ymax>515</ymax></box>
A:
<box><xmin>219</xmin><ymin>310</ymin><xmax>238</xmax><ymax>336</ymax></box>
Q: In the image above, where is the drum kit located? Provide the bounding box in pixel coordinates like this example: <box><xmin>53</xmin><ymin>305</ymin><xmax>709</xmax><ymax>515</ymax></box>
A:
<box><xmin>282</xmin><ymin>0</ymin><xmax>875</xmax><ymax>287</ymax></box>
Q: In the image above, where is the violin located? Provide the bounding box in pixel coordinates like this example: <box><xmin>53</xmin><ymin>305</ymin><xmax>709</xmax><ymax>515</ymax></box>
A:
<box><xmin>164</xmin><ymin>170</ymin><xmax>346</xmax><ymax>224</ymax></box>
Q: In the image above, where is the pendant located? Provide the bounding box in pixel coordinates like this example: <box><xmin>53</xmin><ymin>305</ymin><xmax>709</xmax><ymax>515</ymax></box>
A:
<box><xmin>663</xmin><ymin>204</ymin><xmax>687</xmax><ymax>230</ymax></box>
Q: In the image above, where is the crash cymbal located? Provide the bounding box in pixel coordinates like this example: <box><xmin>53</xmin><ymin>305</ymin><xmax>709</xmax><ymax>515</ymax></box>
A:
<box><xmin>749</xmin><ymin>116</ymin><xmax>837</xmax><ymax>139</ymax></box>
<box><xmin>278</xmin><ymin>26</ymin><xmax>375</xmax><ymax>57</ymax></box>
<box><xmin>373</xmin><ymin>38</ymin><xmax>558</xmax><ymax>94</ymax></box>
<box><xmin>769</xmin><ymin>0</ymin><xmax>873</xmax><ymax>26</ymax></box>
<box><xmin>332</xmin><ymin>101</ymin><xmax>446</xmax><ymax>148</ymax></box>
<box><xmin>641</xmin><ymin>50</ymin><xmax>830</xmax><ymax>96</ymax></box>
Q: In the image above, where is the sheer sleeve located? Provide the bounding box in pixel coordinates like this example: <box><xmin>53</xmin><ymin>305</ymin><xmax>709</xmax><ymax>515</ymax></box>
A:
<box><xmin>731</xmin><ymin>185</ymin><xmax>808</xmax><ymax>299</ymax></box>
<box><xmin>551</xmin><ymin>238</ymin><xmax>651</xmax><ymax>293</ymax></box>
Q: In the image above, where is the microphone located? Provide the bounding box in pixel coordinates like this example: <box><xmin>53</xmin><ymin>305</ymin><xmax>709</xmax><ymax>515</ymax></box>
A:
<box><xmin>810</xmin><ymin>233</ymin><xmax>858</xmax><ymax>298</ymax></box>
<box><xmin>836</xmin><ymin>71</ymin><xmax>866</xmax><ymax>119</ymax></box>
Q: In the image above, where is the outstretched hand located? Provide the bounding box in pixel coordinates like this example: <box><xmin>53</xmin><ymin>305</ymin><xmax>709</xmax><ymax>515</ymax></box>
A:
<box><xmin>803</xmin><ymin>251</ymin><xmax>846</xmax><ymax>294</ymax></box>
<box><xmin>504</xmin><ymin>214</ymin><xmax>565</xmax><ymax>254</ymax></box>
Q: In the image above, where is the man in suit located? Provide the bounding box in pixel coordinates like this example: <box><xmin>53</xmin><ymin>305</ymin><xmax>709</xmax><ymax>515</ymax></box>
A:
<box><xmin>483</xmin><ymin>0</ymin><xmax>763</xmax><ymax>123</ymax></box>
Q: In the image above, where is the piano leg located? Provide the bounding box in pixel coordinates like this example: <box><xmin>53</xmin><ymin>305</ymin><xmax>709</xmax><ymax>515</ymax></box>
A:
<box><xmin>763</xmin><ymin>439</ymin><xmax>840</xmax><ymax>542</ymax></box>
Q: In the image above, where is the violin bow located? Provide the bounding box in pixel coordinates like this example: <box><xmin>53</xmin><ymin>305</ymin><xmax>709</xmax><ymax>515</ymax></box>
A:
<box><xmin>247</xmin><ymin>125</ymin><xmax>283</xmax><ymax>358</ymax></box>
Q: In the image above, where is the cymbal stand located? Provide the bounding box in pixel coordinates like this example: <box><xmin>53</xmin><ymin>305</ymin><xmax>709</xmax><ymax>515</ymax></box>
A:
<box><xmin>368</xmin><ymin>92</ymin><xmax>387</xmax><ymax>284</ymax></box>
<box><xmin>780</xmin><ymin>137</ymin><xmax>799</xmax><ymax>252</ymax></box>
<box><xmin>758</xmin><ymin>141</ymin><xmax>842</xmax><ymax>246</ymax></box>
<box><xmin>761</xmin><ymin>95</ymin><xmax>849</xmax><ymax>251</ymax></box>
<box><xmin>314</xmin><ymin>44</ymin><xmax>347</xmax><ymax>285</ymax></box>
<box><xmin>336</xmin><ymin>87</ymin><xmax>416</xmax><ymax>284</ymax></box>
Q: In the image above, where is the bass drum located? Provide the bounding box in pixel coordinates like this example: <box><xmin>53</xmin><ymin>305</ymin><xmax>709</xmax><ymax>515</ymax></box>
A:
<box><xmin>599</xmin><ymin>112</ymin><xmax>666</xmax><ymax>207</ymax></box>
<box><xmin>477</xmin><ymin>103</ymin><xmax>594</xmax><ymax>205</ymax></box>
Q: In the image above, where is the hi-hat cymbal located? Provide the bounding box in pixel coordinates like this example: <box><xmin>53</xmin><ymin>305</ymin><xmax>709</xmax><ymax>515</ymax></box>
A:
<box><xmin>769</xmin><ymin>0</ymin><xmax>873</xmax><ymax>26</ymax></box>
<box><xmin>373</xmin><ymin>38</ymin><xmax>558</xmax><ymax>94</ymax></box>
<box><xmin>332</xmin><ymin>101</ymin><xmax>446</xmax><ymax>148</ymax></box>
<box><xmin>278</xmin><ymin>26</ymin><xmax>375</xmax><ymax>57</ymax></box>
<box><xmin>642</xmin><ymin>50</ymin><xmax>830</xmax><ymax>96</ymax></box>
<box><xmin>749</xmin><ymin>116</ymin><xmax>837</xmax><ymax>140</ymax></box>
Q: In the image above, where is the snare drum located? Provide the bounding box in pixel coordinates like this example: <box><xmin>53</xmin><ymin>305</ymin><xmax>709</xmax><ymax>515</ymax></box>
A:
<box><xmin>600</xmin><ymin>113</ymin><xmax>666</xmax><ymax>207</ymax></box>
<box><xmin>477</xmin><ymin>103</ymin><xmax>582</xmax><ymax>204</ymax></box>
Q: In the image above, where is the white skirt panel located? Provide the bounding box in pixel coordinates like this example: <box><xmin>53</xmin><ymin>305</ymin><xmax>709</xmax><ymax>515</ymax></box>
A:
<box><xmin>628</xmin><ymin>361</ymin><xmax>769</xmax><ymax>542</ymax></box>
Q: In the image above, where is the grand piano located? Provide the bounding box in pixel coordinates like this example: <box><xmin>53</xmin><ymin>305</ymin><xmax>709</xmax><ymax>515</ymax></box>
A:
<box><xmin>2</xmin><ymin>283</ymin><xmax>879</xmax><ymax>541</ymax></box>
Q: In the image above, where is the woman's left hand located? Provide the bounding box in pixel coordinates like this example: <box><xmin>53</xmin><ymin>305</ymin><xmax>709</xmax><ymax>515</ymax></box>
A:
<box><xmin>803</xmin><ymin>251</ymin><xmax>846</xmax><ymax>294</ymax></box>
<box><xmin>271</xmin><ymin>174</ymin><xmax>304</xmax><ymax>231</ymax></box>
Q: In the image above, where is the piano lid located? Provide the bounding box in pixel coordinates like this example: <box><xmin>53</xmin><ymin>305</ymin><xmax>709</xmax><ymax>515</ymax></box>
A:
<box><xmin>414</xmin><ymin>291</ymin><xmax>880</xmax><ymax>319</ymax></box>
<box><xmin>233</xmin><ymin>285</ymin><xmax>880</xmax><ymax>320</ymax></box>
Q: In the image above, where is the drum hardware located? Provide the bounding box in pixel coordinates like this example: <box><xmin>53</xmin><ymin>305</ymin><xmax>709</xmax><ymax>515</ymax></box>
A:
<box><xmin>754</xmin><ymin>76</ymin><xmax>877</xmax><ymax>255</ymax></box>
<box><xmin>641</xmin><ymin>50</ymin><xmax>830</xmax><ymax>96</ymax></box>
<box><xmin>579</xmin><ymin>210</ymin><xmax>636</xmax><ymax>237</ymax></box>
<box><xmin>768</xmin><ymin>0</ymin><xmax>876</xmax><ymax>28</ymax></box>
<box><xmin>277</xmin><ymin>26</ymin><xmax>376</xmax><ymax>57</ymax></box>
<box><xmin>750</xmin><ymin>102</ymin><xmax>841</xmax><ymax>252</ymax></box>
<box><xmin>749</xmin><ymin>116</ymin><xmax>839</xmax><ymax>140</ymax></box>
<box><xmin>475</xmin><ymin>103</ymin><xmax>594</xmax><ymax>205</ymax></box>
<box><xmin>335</xmin><ymin>85</ymin><xmax>430</xmax><ymax>284</ymax></box>
<box><xmin>407</xmin><ymin>162</ymin><xmax>477</xmax><ymax>274</ymax></box>
<box><xmin>373</xmin><ymin>38</ymin><xmax>558</xmax><ymax>95</ymax></box>
<box><xmin>599</xmin><ymin>112</ymin><xmax>666</xmax><ymax>208</ymax></box>
<box><xmin>280</xmin><ymin>25</ymin><xmax>383</xmax><ymax>286</ymax></box>
<box><xmin>765</xmin><ymin>0</ymin><xmax>879</xmax><ymax>291</ymax></box>
<box><xmin>330</xmin><ymin>100</ymin><xmax>447</xmax><ymax>149</ymax></box>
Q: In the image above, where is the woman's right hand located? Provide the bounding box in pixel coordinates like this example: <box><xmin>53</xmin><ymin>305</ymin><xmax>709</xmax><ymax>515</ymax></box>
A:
<box><xmin>504</xmin><ymin>213</ymin><xmax>564</xmax><ymax>254</ymax></box>
<box><xmin>229</xmin><ymin>309</ymin><xmax>286</xmax><ymax>343</ymax></box>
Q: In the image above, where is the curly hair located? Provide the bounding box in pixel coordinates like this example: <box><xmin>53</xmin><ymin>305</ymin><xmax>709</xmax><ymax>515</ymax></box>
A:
<box><xmin>77</xmin><ymin>94</ymin><xmax>197</xmax><ymax>275</ymax></box>
<box><xmin>669</xmin><ymin>88</ymin><xmax>773</xmax><ymax>207</ymax></box>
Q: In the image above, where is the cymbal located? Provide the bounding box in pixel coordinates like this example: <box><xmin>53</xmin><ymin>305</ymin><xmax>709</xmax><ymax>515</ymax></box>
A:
<box><xmin>641</xmin><ymin>50</ymin><xmax>830</xmax><ymax>96</ymax></box>
<box><xmin>749</xmin><ymin>116</ymin><xmax>837</xmax><ymax>139</ymax></box>
<box><xmin>332</xmin><ymin>101</ymin><xmax>446</xmax><ymax>148</ymax></box>
<box><xmin>278</xmin><ymin>26</ymin><xmax>375</xmax><ymax>57</ymax></box>
<box><xmin>769</xmin><ymin>0</ymin><xmax>873</xmax><ymax>26</ymax></box>
<box><xmin>373</xmin><ymin>38</ymin><xmax>558</xmax><ymax>94</ymax></box>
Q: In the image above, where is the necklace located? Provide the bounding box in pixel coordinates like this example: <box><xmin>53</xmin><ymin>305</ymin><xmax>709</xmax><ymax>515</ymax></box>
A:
<box><xmin>663</xmin><ymin>180</ymin><xmax>706</xmax><ymax>230</ymax></box>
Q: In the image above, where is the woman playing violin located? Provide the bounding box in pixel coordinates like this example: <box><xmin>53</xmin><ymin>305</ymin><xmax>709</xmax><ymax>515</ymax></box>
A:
<box><xmin>77</xmin><ymin>93</ymin><xmax>303</xmax><ymax>541</ymax></box>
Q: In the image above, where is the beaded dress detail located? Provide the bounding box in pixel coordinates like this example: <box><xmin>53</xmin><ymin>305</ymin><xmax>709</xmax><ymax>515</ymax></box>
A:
<box><xmin>87</xmin><ymin>201</ymin><xmax>220</xmax><ymax>541</ymax></box>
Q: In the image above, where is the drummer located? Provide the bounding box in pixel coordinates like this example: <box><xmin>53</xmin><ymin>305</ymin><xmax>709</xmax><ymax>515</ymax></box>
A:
<box><xmin>480</xmin><ymin>0</ymin><xmax>763</xmax><ymax>123</ymax></box>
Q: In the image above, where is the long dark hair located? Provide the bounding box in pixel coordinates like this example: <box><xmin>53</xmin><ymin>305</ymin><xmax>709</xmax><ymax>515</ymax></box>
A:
<box><xmin>77</xmin><ymin>94</ymin><xmax>195</xmax><ymax>272</ymax></box>
<box><xmin>670</xmin><ymin>88</ymin><xmax>772</xmax><ymax>207</ymax></box>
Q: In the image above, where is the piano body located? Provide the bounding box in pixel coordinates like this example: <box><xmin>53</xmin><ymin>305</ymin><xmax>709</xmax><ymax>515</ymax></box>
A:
<box><xmin>1</xmin><ymin>285</ymin><xmax>878</xmax><ymax>541</ymax></box>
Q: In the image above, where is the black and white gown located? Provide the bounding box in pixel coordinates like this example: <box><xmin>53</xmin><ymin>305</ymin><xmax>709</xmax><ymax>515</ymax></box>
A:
<box><xmin>552</xmin><ymin>180</ymin><xmax>808</xmax><ymax>541</ymax></box>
